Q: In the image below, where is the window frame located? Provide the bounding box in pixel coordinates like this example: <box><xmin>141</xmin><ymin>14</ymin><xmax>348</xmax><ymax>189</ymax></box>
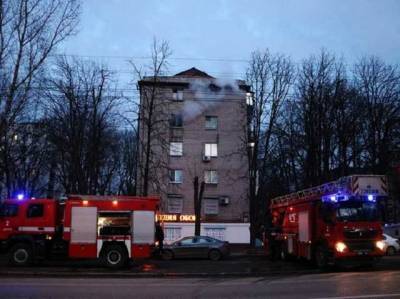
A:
<box><xmin>204</xmin><ymin>143</ymin><xmax>218</xmax><ymax>157</ymax></box>
<box><xmin>169</xmin><ymin>169</ymin><xmax>183</xmax><ymax>184</ymax></box>
<box><xmin>203</xmin><ymin>198</ymin><xmax>219</xmax><ymax>215</ymax></box>
<box><xmin>169</xmin><ymin>113</ymin><xmax>183</xmax><ymax>128</ymax></box>
<box><xmin>167</xmin><ymin>196</ymin><xmax>183</xmax><ymax>214</ymax></box>
<box><xmin>165</xmin><ymin>227</ymin><xmax>182</xmax><ymax>242</ymax></box>
<box><xmin>170</xmin><ymin>142</ymin><xmax>183</xmax><ymax>156</ymax></box>
<box><xmin>205</xmin><ymin>116</ymin><xmax>218</xmax><ymax>130</ymax></box>
<box><xmin>172</xmin><ymin>89</ymin><xmax>184</xmax><ymax>101</ymax></box>
<box><xmin>204</xmin><ymin>227</ymin><xmax>225</xmax><ymax>241</ymax></box>
<box><xmin>204</xmin><ymin>170</ymin><xmax>218</xmax><ymax>184</ymax></box>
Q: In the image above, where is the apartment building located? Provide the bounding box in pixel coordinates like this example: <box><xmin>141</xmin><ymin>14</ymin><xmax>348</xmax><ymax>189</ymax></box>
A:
<box><xmin>137</xmin><ymin>67</ymin><xmax>251</xmax><ymax>243</ymax></box>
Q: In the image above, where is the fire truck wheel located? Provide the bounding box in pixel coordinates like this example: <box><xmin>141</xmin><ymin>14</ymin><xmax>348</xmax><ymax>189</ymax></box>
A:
<box><xmin>315</xmin><ymin>245</ymin><xmax>328</xmax><ymax>268</ymax></box>
<box><xmin>9</xmin><ymin>243</ymin><xmax>32</xmax><ymax>266</ymax></box>
<box><xmin>102</xmin><ymin>245</ymin><xmax>128</xmax><ymax>269</ymax></box>
<box><xmin>208</xmin><ymin>249</ymin><xmax>222</xmax><ymax>261</ymax></box>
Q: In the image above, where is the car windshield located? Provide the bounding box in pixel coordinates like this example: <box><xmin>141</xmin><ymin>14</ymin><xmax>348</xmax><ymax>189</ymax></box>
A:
<box><xmin>335</xmin><ymin>201</ymin><xmax>379</xmax><ymax>222</ymax></box>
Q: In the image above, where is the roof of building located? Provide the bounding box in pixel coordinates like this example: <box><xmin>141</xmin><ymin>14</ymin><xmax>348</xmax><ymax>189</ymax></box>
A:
<box><xmin>174</xmin><ymin>67</ymin><xmax>214</xmax><ymax>78</ymax></box>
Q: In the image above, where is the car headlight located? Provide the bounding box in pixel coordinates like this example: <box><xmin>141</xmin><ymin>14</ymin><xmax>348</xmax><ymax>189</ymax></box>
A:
<box><xmin>376</xmin><ymin>240</ymin><xmax>385</xmax><ymax>251</ymax></box>
<box><xmin>335</xmin><ymin>241</ymin><xmax>347</xmax><ymax>253</ymax></box>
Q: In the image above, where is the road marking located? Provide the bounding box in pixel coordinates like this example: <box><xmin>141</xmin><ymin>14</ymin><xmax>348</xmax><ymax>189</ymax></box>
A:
<box><xmin>267</xmin><ymin>271</ymin><xmax>400</xmax><ymax>285</ymax></box>
<box><xmin>313</xmin><ymin>294</ymin><xmax>400</xmax><ymax>299</ymax></box>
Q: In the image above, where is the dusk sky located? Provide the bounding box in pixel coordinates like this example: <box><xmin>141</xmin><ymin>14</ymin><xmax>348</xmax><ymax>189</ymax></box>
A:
<box><xmin>61</xmin><ymin>0</ymin><xmax>400</xmax><ymax>83</ymax></box>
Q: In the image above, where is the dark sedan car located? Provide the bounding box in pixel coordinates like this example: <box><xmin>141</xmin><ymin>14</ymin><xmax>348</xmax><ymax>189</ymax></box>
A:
<box><xmin>161</xmin><ymin>236</ymin><xmax>230</xmax><ymax>261</ymax></box>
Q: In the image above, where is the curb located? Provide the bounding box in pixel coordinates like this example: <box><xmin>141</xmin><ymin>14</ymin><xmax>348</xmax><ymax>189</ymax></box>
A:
<box><xmin>0</xmin><ymin>269</ymin><xmax>319</xmax><ymax>279</ymax></box>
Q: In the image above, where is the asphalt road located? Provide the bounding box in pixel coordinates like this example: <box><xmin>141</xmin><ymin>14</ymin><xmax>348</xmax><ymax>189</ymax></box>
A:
<box><xmin>1</xmin><ymin>255</ymin><xmax>400</xmax><ymax>277</ymax></box>
<box><xmin>1</xmin><ymin>270</ymin><xmax>400</xmax><ymax>299</ymax></box>
<box><xmin>2</xmin><ymin>255</ymin><xmax>400</xmax><ymax>277</ymax></box>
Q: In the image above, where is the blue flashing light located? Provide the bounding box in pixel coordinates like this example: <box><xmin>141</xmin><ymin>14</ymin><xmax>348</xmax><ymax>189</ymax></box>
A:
<box><xmin>17</xmin><ymin>193</ymin><xmax>24</xmax><ymax>201</ymax></box>
<box><xmin>337</xmin><ymin>195</ymin><xmax>349</xmax><ymax>201</ymax></box>
<box><xmin>323</xmin><ymin>194</ymin><xmax>338</xmax><ymax>203</ymax></box>
<box><xmin>367</xmin><ymin>194</ymin><xmax>375</xmax><ymax>202</ymax></box>
<box><xmin>322</xmin><ymin>192</ymin><xmax>350</xmax><ymax>203</ymax></box>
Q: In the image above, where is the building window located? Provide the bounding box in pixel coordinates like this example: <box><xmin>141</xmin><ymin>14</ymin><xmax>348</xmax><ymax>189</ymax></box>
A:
<box><xmin>205</xmin><ymin>116</ymin><xmax>218</xmax><ymax>130</ymax></box>
<box><xmin>165</xmin><ymin>227</ymin><xmax>182</xmax><ymax>243</ymax></box>
<box><xmin>169</xmin><ymin>170</ymin><xmax>183</xmax><ymax>184</ymax></box>
<box><xmin>204</xmin><ymin>143</ymin><xmax>218</xmax><ymax>157</ymax></box>
<box><xmin>205</xmin><ymin>227</ymin><xmax>225</xmax><ymax>241</ymax></box>
<box><xmin>204</xmin><ymin>198</ymin><xmax>219</xmax><ymax>215</ymax></box>
<box><xmin>204</xmin><ymin>170</ymin><xmax>218</xmax><ymax>184</ymax></box>
<box><xmin>246</xmin><ymin>92</ymin><xmax>253</xmax><ymax>105</ymax></box>
<box><xmin>170</xmin><ymin>142</ymin><xmax>183</xmax><ymax>156</ymax></box>
<box><xmin>169</xmin><ymin>114</ymin><xmax>183</xmax><ymax>127</ymax></box>
<box><xmin>173</xmin><ymin>89</ymin><xmax>184</xmax><ymax>101</ymax></box>
<box><xmin>167</xmin><ymin>196</ymin><xmax>183</xmax><ymax>213</ymax></box>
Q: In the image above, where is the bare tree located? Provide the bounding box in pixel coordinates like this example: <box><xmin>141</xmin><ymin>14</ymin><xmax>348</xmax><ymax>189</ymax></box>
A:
<box><xmin>0</xmin><ymin>0</ymin><xmax>80</xmax><ymax>197</ymax></box>
<box><xmin>44</xmin><ymin>56</ymin><xmax>122</xmax><ymax>195</ymax></box>
<box><xmin>133</xmin><ymin>38</ymin><xmax>172</xmax><ymax>196</ymax></box>
<box><xmin>353</xmin><ymin>56</ymin><xmax>400</xmax><ymax>173</ymax></box>
<box><xmin>245</xmin><ymin>49</ymin><xmax>294</xmax><ymax>244</ymax></box>
<box><xmin>116</xmin><ymin>130</ymin><xmax>138</xmax><ymax>195</ymax></box>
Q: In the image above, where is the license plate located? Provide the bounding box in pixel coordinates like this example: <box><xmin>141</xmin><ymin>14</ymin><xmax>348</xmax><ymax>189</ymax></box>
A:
<box><xmin>357</xmin><ymin>250</ymin><xmax>370</xmax><ymax>255</ymax></box>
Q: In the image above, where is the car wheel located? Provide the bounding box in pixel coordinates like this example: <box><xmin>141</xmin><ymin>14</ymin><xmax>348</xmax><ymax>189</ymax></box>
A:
<box><xmin>102</xmin><ymin>245</ymin><xmax>128</xmax><ymax>269</ymax></box>
<box><xmin>9</xmin><ymin>243</ymin><xmax>32</xmax><ymax>266</ymax></box>
<box><xmin>387</xmin><ymin>246</ymin><xmax>396</xmax><ymax>256</ymax></box>
<box><xmin>162</xmin><ymin>250</ymin><xmax>174</xmax><ymax>261</ymax></box>
<box><xmin>208</xmin><ymin>249</ymin><xmax>222</xmax><ymax>261</ymax></box>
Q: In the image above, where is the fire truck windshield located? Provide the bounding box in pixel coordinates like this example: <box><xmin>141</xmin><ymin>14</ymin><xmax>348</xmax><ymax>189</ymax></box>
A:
<box><xmin>335</xmin><ymin>201</ymin><xmax>379</xmax><ymax>222</ymax></box>
<box><xmin>0</xmin><ymin>203</ymin><xmax>19</xmax><ymax>217</ymax></box>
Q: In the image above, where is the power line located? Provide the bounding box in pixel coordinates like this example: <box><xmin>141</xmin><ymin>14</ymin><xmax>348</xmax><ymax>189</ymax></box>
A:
<box><xmin>52</xmin><ymin>53</ymin><xmax>250</xmax><ymax>63</ymax></box>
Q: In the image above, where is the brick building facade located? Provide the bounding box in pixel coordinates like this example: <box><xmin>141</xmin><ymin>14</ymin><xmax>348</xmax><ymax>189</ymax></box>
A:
<box><xmin>137</xmin><ymin>68</ymin><xmax>251</xmax><ymax>243</ymax></box>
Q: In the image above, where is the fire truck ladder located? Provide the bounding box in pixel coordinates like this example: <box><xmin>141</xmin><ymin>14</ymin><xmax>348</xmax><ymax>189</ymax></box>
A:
<box><xmin>271</xmin><ymin>180</ymin><xmax>343</xmax><ymax>209</ymax></box>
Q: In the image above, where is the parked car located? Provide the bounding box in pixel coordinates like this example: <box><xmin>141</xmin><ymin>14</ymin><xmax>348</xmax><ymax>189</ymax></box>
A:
<box><xmin>382</xmin><ymin>233</ymin><xmax>400</xmax><ymax>255</ymax></box>
<box><xmin>161</xmin><ymin>236</ymin><xmax>230</xmax><ymax>261</ymax></box>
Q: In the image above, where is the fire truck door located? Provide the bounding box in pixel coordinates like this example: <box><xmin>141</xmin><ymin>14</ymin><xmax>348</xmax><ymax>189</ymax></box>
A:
<box><xmin>71</xmin><ymin>207</ymin><xmax>97</xmax><ymax>244</ymax></box>
<box><xmin>132</xmin><ymin>211</ymin><xmax>155</xmax><ymax>244</ymax></box>
<box><xmin>298</xmin><ymin>211</ymin><xmax>310</xmax><ymax>242</ymax></box>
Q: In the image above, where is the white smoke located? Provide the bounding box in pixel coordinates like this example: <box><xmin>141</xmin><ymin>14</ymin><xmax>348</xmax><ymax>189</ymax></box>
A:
<box><xmin>182</xmin><ymin>77</ymin><xmax>245</xmax><ymax>121</ymax></box>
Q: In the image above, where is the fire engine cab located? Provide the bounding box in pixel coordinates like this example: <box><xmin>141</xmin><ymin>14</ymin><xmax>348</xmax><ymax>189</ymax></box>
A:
<box><xmin>0</xmin><ymin>195</ymin><xmax>159</xmax><ymax>268</ymax></box>
<box><xmin>265</xmin><ymin>175</ymin><xmax>387</xmax><ymax>267</ymax></box>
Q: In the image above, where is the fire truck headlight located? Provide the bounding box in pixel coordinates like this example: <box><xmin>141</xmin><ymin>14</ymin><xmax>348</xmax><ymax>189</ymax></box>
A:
<box><xmin>335</xmin><ymin>241</ymin><xmax>347</xmax><ymax>253</ymax></box>
<box><xmin>155</xmin><ymin>241</ymin><xmax>159</xmax><ymax>246</ymax></box>
<box><xmin>376</xmin><ymin>240</ymin><xmax>385</xmax><ymax>251</ymax></box>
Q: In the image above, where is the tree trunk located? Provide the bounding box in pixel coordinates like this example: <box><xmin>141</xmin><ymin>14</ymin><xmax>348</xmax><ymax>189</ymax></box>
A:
<box><xmin>193</xmin><ymin>176</ymin><xmax>204</xmax><ymax>236</ymax></box>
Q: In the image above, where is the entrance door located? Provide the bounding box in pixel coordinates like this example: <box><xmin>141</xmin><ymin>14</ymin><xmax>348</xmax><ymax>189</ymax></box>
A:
<box><xmin>71</xmin><ymin>207</ymin><xmax>97</xmax><ymax>244</ymax></box>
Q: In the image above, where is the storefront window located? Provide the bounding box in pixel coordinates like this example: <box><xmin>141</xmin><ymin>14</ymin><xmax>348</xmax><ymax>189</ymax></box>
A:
<box><xmin>165</xmin><ymin>227</ymin><xmax>182</xmax><ymax>242</ymax></box>
<box><xmin>204</xmin><ymin>227</ymin><xmax>225</xmax><ymax>241</ymax></box>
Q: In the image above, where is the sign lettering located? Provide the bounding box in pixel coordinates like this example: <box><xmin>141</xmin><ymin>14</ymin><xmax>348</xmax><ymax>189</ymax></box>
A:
<box><xmin>157</xmin><ymin>214</ymin><xmax>196</xmax><ymax>222</ymax></box>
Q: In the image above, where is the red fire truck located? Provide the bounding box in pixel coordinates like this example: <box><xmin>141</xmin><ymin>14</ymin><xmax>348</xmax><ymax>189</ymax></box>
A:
<box><xmin>265</xmin><ymin>175</ymin><xmax>387</xmax><ymax>267</ymax></box>
<box><xmin>0</xmin><ymin>195</ymin><xmax>159</xmax><ymax>268</ymax></box>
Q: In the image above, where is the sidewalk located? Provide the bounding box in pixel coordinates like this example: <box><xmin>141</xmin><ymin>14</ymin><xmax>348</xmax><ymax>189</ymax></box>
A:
<box><xmin>1</xmin><ymin>253</ymin><xmax>398</xmax><ymax>278</ymax></box>
<box><xmin>0</xmin><ymin>254</ymin><xmax>315</xmax><ymax>278</ymax></box>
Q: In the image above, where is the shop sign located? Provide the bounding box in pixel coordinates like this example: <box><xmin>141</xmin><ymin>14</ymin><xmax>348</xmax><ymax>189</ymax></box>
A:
<box><xmin>157</xmin><ymin>214</ymin><xmax>196</xmax><ymax>222</ymax></box>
